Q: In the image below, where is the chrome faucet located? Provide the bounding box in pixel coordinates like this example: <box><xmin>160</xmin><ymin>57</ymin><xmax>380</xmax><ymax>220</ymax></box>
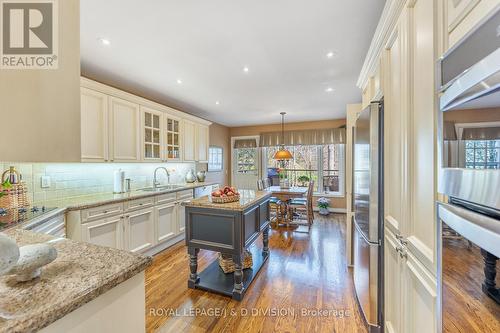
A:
<box><xmin>153</xmin><ymin>167</ymin><xmax>170</xmax><ymax>188</ymax></box>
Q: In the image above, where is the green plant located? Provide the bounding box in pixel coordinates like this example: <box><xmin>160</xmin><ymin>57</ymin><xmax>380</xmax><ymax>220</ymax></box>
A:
<box><xmin>0</xmin><ymin>179</ymin><xmax>11</xmax><ymax>198</ymax></box>
<box><xmin>297</xmin><ymin>175</ymin><xmax>310</xmax><ymax>183</ymax></box>
<box><xmin>317</xmin><ymin>197</ymin><xmax>330</xmax><ymax>209</ymax></box>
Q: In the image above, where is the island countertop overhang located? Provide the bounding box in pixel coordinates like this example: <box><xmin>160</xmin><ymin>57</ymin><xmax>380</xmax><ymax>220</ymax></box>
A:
<box><xmin>181</xmin><ymin>190</ymin><xmax>272</xmax><ymax>211</ymax></box>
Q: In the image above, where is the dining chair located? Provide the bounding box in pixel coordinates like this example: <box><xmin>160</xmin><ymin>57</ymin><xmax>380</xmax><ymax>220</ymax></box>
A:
<box><xmin>288</xmin><ymin>181</ymin><xmax>315</xmax><ymax>230</ymax></box>
<box><xmin>258</xmin><ymin>179</ymin><xmax>283</xmax><ymax>226</ymax></box>
<box><xmin>263</xmin><ymin>178</ymin><xmax>271</xmax><ymax>189</ymax></box>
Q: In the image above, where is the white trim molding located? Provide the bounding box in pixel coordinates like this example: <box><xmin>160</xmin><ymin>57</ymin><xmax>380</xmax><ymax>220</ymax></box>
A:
<box><xmin>357</xmin><ymin>0</ymin><xmax>407</xmax><ymax>90</ymax></box>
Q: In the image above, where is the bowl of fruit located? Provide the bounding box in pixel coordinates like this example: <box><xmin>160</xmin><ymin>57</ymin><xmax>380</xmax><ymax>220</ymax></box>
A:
<box><xmin>211</xmin><ymin>186</ymin><xmax>240</xmax><ymax>204</ymax></box>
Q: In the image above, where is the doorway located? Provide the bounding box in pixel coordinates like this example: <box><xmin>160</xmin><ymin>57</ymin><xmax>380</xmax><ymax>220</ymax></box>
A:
<box><xmin>231</xmin><ymin>136</ymin><xmax>260</xmax><ymax>190</ymax></box>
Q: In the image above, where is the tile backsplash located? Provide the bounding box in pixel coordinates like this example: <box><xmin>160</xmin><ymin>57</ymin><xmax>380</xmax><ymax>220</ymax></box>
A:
<box><xmin>0</xmin><ymin>162</ymin><xmax>196</xmax><ymax>207</ymax></box>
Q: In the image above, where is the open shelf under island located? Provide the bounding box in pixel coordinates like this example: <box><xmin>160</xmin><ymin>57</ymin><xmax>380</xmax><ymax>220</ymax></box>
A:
<box><xmin>182</xmin><ymin>190</ymin><xmax>271</xmax><ymax>301</ymax></box>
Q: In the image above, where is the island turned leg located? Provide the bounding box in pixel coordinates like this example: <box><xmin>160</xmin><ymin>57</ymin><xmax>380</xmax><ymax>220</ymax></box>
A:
<box><xmin>232</xmin><ymin>254</ymin><xmax>244</xmax><ymax>301</ymax></box>
<box><xmin>188</xmin><ymin>247</ymin><xmax>200</xmax><ymax>289</ymax></box>
<box><xmin>480</xmin><ymin>249</ymin><xmax>500</xmax><ymax>304</ymax></box>
<box><xmin>262</xmin><ymin>227</ymin><xmax>270</xmax><ymax>256</ymax></box>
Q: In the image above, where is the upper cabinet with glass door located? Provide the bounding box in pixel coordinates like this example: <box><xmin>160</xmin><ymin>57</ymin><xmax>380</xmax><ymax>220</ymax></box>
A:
<box><xmin>164</xmin><ymin>114</ymin><xmax>182</xmax><ymax>161</ymax></box>
<box><xmin>141</xmin><ymin>106</ymin><xmax>162</xmax><ymax>161</ymax></box>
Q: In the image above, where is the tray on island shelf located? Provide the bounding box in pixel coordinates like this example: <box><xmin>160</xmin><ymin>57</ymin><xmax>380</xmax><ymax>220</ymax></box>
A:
<box><xmin>218</xmin><ymin>250</ymin><xmax>253</xmax><ymax>273</ymax></box>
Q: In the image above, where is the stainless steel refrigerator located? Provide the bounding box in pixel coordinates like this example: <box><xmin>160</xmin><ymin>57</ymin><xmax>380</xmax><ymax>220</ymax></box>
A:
<box><xmin>353</xmin><ymin>100</ymin><xmax>384</xmax><ymax>333</ymax></box>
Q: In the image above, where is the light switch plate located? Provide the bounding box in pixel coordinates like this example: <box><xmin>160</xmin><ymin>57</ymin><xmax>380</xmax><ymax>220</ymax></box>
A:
<box><xmin>41</xmin><ymin>176</ymin><xmax>51</xmax><ymax>188</ymax></box>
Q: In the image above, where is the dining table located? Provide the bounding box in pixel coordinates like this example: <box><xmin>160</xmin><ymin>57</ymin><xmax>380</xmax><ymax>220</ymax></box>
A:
<box><xmin>266</xmin><ymin>186</ymin><xmax>308</xmax><ymax>226</ymax></box>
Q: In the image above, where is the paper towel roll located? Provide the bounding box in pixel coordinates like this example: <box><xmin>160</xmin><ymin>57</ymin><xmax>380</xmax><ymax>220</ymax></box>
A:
<box><xmin>113</xmin><ymin>169</ymin><xmax>125</xmax><ymax>193</ymax></box>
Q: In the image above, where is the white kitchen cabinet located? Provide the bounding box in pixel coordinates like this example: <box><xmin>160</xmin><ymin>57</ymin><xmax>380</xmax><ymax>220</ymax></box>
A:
<box><xmin>383</xmin><ymin>10</ymin><xmax>405</xmax><ymax>243</ymax></box>
<box><xmin>176</xmin><ymin>202</ymin><xmax>186</xmax><ymax>234</ymax></box>
<box><xmin>82</xmin><ymin>216</ymin><xmax>123</xmax><ymax>250</ymax></box>
<box><xmin>109</xmin><ymin>97</ymin><xmax>140</xmax><ymax>162</ymax></box>
<box><xmin>80</xmin><ymin>78</ymin><xmax>211</xmax><ymax>164</ymax></box>
<box><xmin>183</xmin><ymin>120</ymin><xmax>196</xmax><ymax>161</ymax></box>
<box><xmin>196</xmin><ymin>124</ymin><xmax>209</xmax><ymax>162</ymax></box>
<box><xmin>124</xmin><ymin>207</ymin><xmax>155</xmax><ymax>253</ymax></box>
<box><xmin>141</xmin><ymin>106</ymin><xmax>163</xmax><ymax>161</ymax></box>
<box><xmin>380</xmin><ymin>2</ymin><xmax>439</xmax><ymax>333</ymax></box>
<box><xmin>155</xmin><ymin>202</ymin><xmax>176</xmax><ymax>243</ymax></box>
<box><xmin>81</xmin><ymin>88</ymin><xmax>109</xmax><ymax>162</ymax></box>
<box><xmin>384</xmin><ymin>228</ymin><xmax>404</xmax><ymax>333</ymax></box>
<box><xmin>164</xmin><ymin>114</ymin><xmax>182</xmax><ymax>161</ymax></box>
<box><xmin>446</xmin><ymin>0</ymin><xmax>498</xmax><ymax>49</ymax></box>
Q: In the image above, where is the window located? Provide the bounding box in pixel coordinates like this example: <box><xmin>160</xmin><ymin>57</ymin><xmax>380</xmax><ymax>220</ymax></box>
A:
<box><xmin>236</xmin><ymin>148</ymin><xmax>258</xmax><ymax>174</ymax></box>
<box><xmin>465</xmin><ymin>140</ymin><xmax>500</xmax><ymax>169</ymax></box>
<box><xmin>208</xmin><ymin>146</ymin><xmax>223</xmax><ymax>171</ymax></box>
<box><xmin>264</xmin><ymin>144</ymin><xmax>345</xmax><ymax>195</ymax></box>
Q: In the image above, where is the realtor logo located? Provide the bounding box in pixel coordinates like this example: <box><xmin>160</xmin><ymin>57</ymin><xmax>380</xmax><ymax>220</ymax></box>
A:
<box><xmin>1</xmin><ymin>0</ymin><xmax>58</xmax><ymax>69</ymax></box>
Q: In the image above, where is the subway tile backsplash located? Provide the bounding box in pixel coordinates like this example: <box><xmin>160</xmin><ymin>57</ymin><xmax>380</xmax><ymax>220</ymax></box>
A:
<box><xmin>0</xmin><ymin>162</ymin><xmax>196</xmax><ymax>207</ymax></box>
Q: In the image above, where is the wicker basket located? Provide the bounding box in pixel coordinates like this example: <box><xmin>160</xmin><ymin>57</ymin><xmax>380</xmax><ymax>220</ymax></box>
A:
<box><xmin>218</xmin><ymin>250</ymin><xmax>253</xmax><ymax>274</ymax></box>
<box><xmin>211</xmin><ymin>194</ymin><xmax>240</xmax><ymax>204</ymax></box>
<box><xmin>0</xmin><ymin>182</ymin><xmax>30</xmax><ymax>210</ymax></box>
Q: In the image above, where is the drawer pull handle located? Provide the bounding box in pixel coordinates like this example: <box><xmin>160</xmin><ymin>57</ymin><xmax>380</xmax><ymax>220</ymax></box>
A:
<box><xmin>103</xmin><ymin>210</ymin><xmax>108</xmax><ymax>214</ymax></box>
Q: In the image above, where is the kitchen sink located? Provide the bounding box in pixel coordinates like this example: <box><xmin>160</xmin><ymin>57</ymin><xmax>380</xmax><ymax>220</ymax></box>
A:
<box><xmin>139</xmin><ymin>185</ymin><xmax>185</xmax><ymax>192</ymax></box>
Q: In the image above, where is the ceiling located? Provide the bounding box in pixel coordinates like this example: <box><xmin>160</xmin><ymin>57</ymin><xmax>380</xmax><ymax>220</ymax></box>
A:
<box><xmin>80</xmin><ymin>0</ymin><xmax>385</xmax><ymax>127</ymax></box>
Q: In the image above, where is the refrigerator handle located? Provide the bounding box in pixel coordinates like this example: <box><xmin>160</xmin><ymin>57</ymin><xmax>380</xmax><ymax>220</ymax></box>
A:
<box><xmin>354</xmin><ymin>219</ymin><xmax>380</xmax><ymax>246</ymax></box>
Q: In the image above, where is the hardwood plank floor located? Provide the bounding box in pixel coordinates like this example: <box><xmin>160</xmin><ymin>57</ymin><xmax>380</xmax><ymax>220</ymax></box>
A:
<box><xmin>145</xmin><ymin>214</ymin><xmax>367</xmax><ymax>333</ymax></box>
<box><xmin>442</xmin><ymin>237</ymin><xmax>500</xmax><ymax>333</ymax></box>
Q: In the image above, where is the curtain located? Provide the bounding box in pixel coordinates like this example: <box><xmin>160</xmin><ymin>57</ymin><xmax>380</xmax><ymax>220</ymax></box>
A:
<box><xmin>461</xmin><ymin>127</ymin><xmax>500</xmax><ymax>140</ymax></box>
<box><xmin>233</xmin><ymin>138</ymin><xmax>257</xmax><ymax>148</ymax></box>
<box><xmin>443</xmin><ymin>121</ymin><xmax>457</xmax><ymax>141</ymax></box>
<box><xmin>259</xmin><ymin>128</ymin><xmax>345</xmax><ymax>147</ymax></box>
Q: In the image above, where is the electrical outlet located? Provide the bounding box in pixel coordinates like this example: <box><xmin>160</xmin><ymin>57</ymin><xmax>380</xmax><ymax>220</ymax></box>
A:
<box><xmin>41</xmin><ymin>176</ymin><xmax>51</xmax><ymax>188</ymax></box>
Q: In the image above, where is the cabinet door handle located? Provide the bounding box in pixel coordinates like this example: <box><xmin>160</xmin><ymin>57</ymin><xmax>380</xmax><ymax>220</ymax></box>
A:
<box><xmin>395</xmin><ymin>234</ymin><xmax>408</xmax><ymax>246</ymax></box>
<box><xmin>396</xmin><ymin>246</ymin><xmax>407</xmax><ymax>259</ymax></box>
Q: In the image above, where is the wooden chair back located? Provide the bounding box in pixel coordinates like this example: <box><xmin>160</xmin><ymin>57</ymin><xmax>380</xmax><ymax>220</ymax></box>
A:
<box><xmin>306</xmin><ymin>181</ymin><xmax>315</xmax><ymax>227</ymax></box>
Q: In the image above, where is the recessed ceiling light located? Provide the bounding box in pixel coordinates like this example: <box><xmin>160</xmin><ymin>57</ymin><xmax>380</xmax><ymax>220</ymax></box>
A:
<box><xmin>326</xmin><ymin>51</ymin><xmax>337</xmax><ymax>58</ymax></box>
<box><xmin>176</xmin><ymin>79</ymin><xmax>183</xmax><ymax>84</ymax></box>
<box><xmin>325</xmin><ymin>87</ymin><xmax>335</xmax><ymax>93</ymax></box>
<box><xmin>98</xmin><ymin>38</ymin><xmax>111</xmax><ymax>46</ymax></box>
<box><xmin>243</xmin><ymin>66</ymin><xmax>249</xmax><ymax>73</ymax></box>
<box><xmin>215</xmin><ymin>101</ymin><xmax>220</xmax><ymax>105</ymax></box>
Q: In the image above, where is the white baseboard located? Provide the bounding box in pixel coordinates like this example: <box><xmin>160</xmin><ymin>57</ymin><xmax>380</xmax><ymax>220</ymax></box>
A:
<box><xmin>313</xmin><ymin>207</ymin><xmax>347</xmax><ymax>214</ymax></box>
<box><xmin>144</xmin><ymin>233</ymin><xmax>184</xmax><ymax>257</ymax></box>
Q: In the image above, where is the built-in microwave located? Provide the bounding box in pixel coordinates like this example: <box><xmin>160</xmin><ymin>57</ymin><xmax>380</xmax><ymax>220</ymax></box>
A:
<box><xmin>437</xmin><ymin>6</ymin><xmax>500</xmax><ymax>333</ymax></box>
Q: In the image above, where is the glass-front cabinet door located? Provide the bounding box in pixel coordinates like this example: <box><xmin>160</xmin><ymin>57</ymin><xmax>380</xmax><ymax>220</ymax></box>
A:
<box><xmin>141</xmin><ymin>107</ymin><xmax>162</xmax><ymax>161</ymax></box>
<box><xmin>165</xmin><ymin>115</ymin><xmax>182</xmax><ymax>161</ymax></box>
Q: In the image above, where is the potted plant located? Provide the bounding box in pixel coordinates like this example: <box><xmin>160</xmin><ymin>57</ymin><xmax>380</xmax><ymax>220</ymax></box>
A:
<box><xmin>278</xmin><ymin>168</ymin><xmax>290</xmax><ymax>188</ymax></box>
<box><xmin>317</xmin><ymin>197</ymin><xmax>330</xmax><ymax>215</ymax></box>
<box><xmin>297</xmin><ymin>175</ymin><xmax>310</xmax><ymax>187</ymax></box>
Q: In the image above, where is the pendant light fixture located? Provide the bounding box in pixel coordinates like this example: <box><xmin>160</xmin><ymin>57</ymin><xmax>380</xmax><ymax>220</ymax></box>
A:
<box><xmin>273</xmin><ymin>112</ymin><xmax>293</xmax><ymax>161</ymax></box>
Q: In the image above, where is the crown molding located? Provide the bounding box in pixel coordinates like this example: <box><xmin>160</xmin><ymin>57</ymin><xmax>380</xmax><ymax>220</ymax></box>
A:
<box><xmin>357</xmin><ymin>0</ymin><xmax>407</xmax><ymax>89</ymax></box>
<box><xmin>80</xmin><ymin>77</ymin><xmax>212</xmax><ymax>126</ymax></box>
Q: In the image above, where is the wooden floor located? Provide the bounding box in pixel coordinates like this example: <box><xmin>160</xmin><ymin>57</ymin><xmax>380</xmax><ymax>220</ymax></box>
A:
<box><xmin>442</xmin><ymin>238</ymin><xmax>500</xmax><ymax>333</ymax></box>
<box><xmin>145</xmin><ymin>214</ymin><xmax>367</xmax><ymax>333</ymax></box>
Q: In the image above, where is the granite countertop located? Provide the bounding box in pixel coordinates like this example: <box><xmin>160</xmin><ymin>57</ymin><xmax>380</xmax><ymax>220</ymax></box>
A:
<box><xmin>0</xmin><ymin>229</ymin><xmax>152</xmax><ymax>333</ymax></box>
<box><xmin>182</xmin><ymin>189</ymin><xmax>271</xmax><ymax>211</ymax></box>
<box><xmin>52</xmin><ymin>182</ymin><xmax>217</xmax><ymax>212</ymax></box>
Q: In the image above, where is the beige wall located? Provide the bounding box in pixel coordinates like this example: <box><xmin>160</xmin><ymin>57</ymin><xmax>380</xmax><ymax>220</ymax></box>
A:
<box><xmin>0</xmin><ymin>0</ymin><xmax>81</xmax><ymax>162</ymax></box>
<box><xmin>443</xmin><ymin>108</ymin><xmax>500</xmax><ymax>123</ymax></box>
<box><xmin>202</xmin><ymin>122</ymin><xmax>231</xmax><ymax>186</ymax></box>
<box><xmin>229</xmin><ymin>119</ymin><xmax>346</xmax><ymax>137</ymax></box>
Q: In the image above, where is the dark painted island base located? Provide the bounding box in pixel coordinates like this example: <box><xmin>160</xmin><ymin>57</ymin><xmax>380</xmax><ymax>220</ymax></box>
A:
<box><xmin>481</xmin><ymin>249</ymin><xmax>500</xmax><ymax>304</ymax></box>
<box><xmin>183</xmin><ymin>190</ymin><xmax>272</xmax><ymax>301</ymax></box>
<box><xmin>188</xmin><ymin>234</ymin><xmax>269</xmax><ymax>301</ymax></box>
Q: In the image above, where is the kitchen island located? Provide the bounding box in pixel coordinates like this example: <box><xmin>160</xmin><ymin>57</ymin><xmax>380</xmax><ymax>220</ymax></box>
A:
<box><xmin>182</xmin><ymin>190</ymin><xmax>271</xmax><ymax>301</ymax></box>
